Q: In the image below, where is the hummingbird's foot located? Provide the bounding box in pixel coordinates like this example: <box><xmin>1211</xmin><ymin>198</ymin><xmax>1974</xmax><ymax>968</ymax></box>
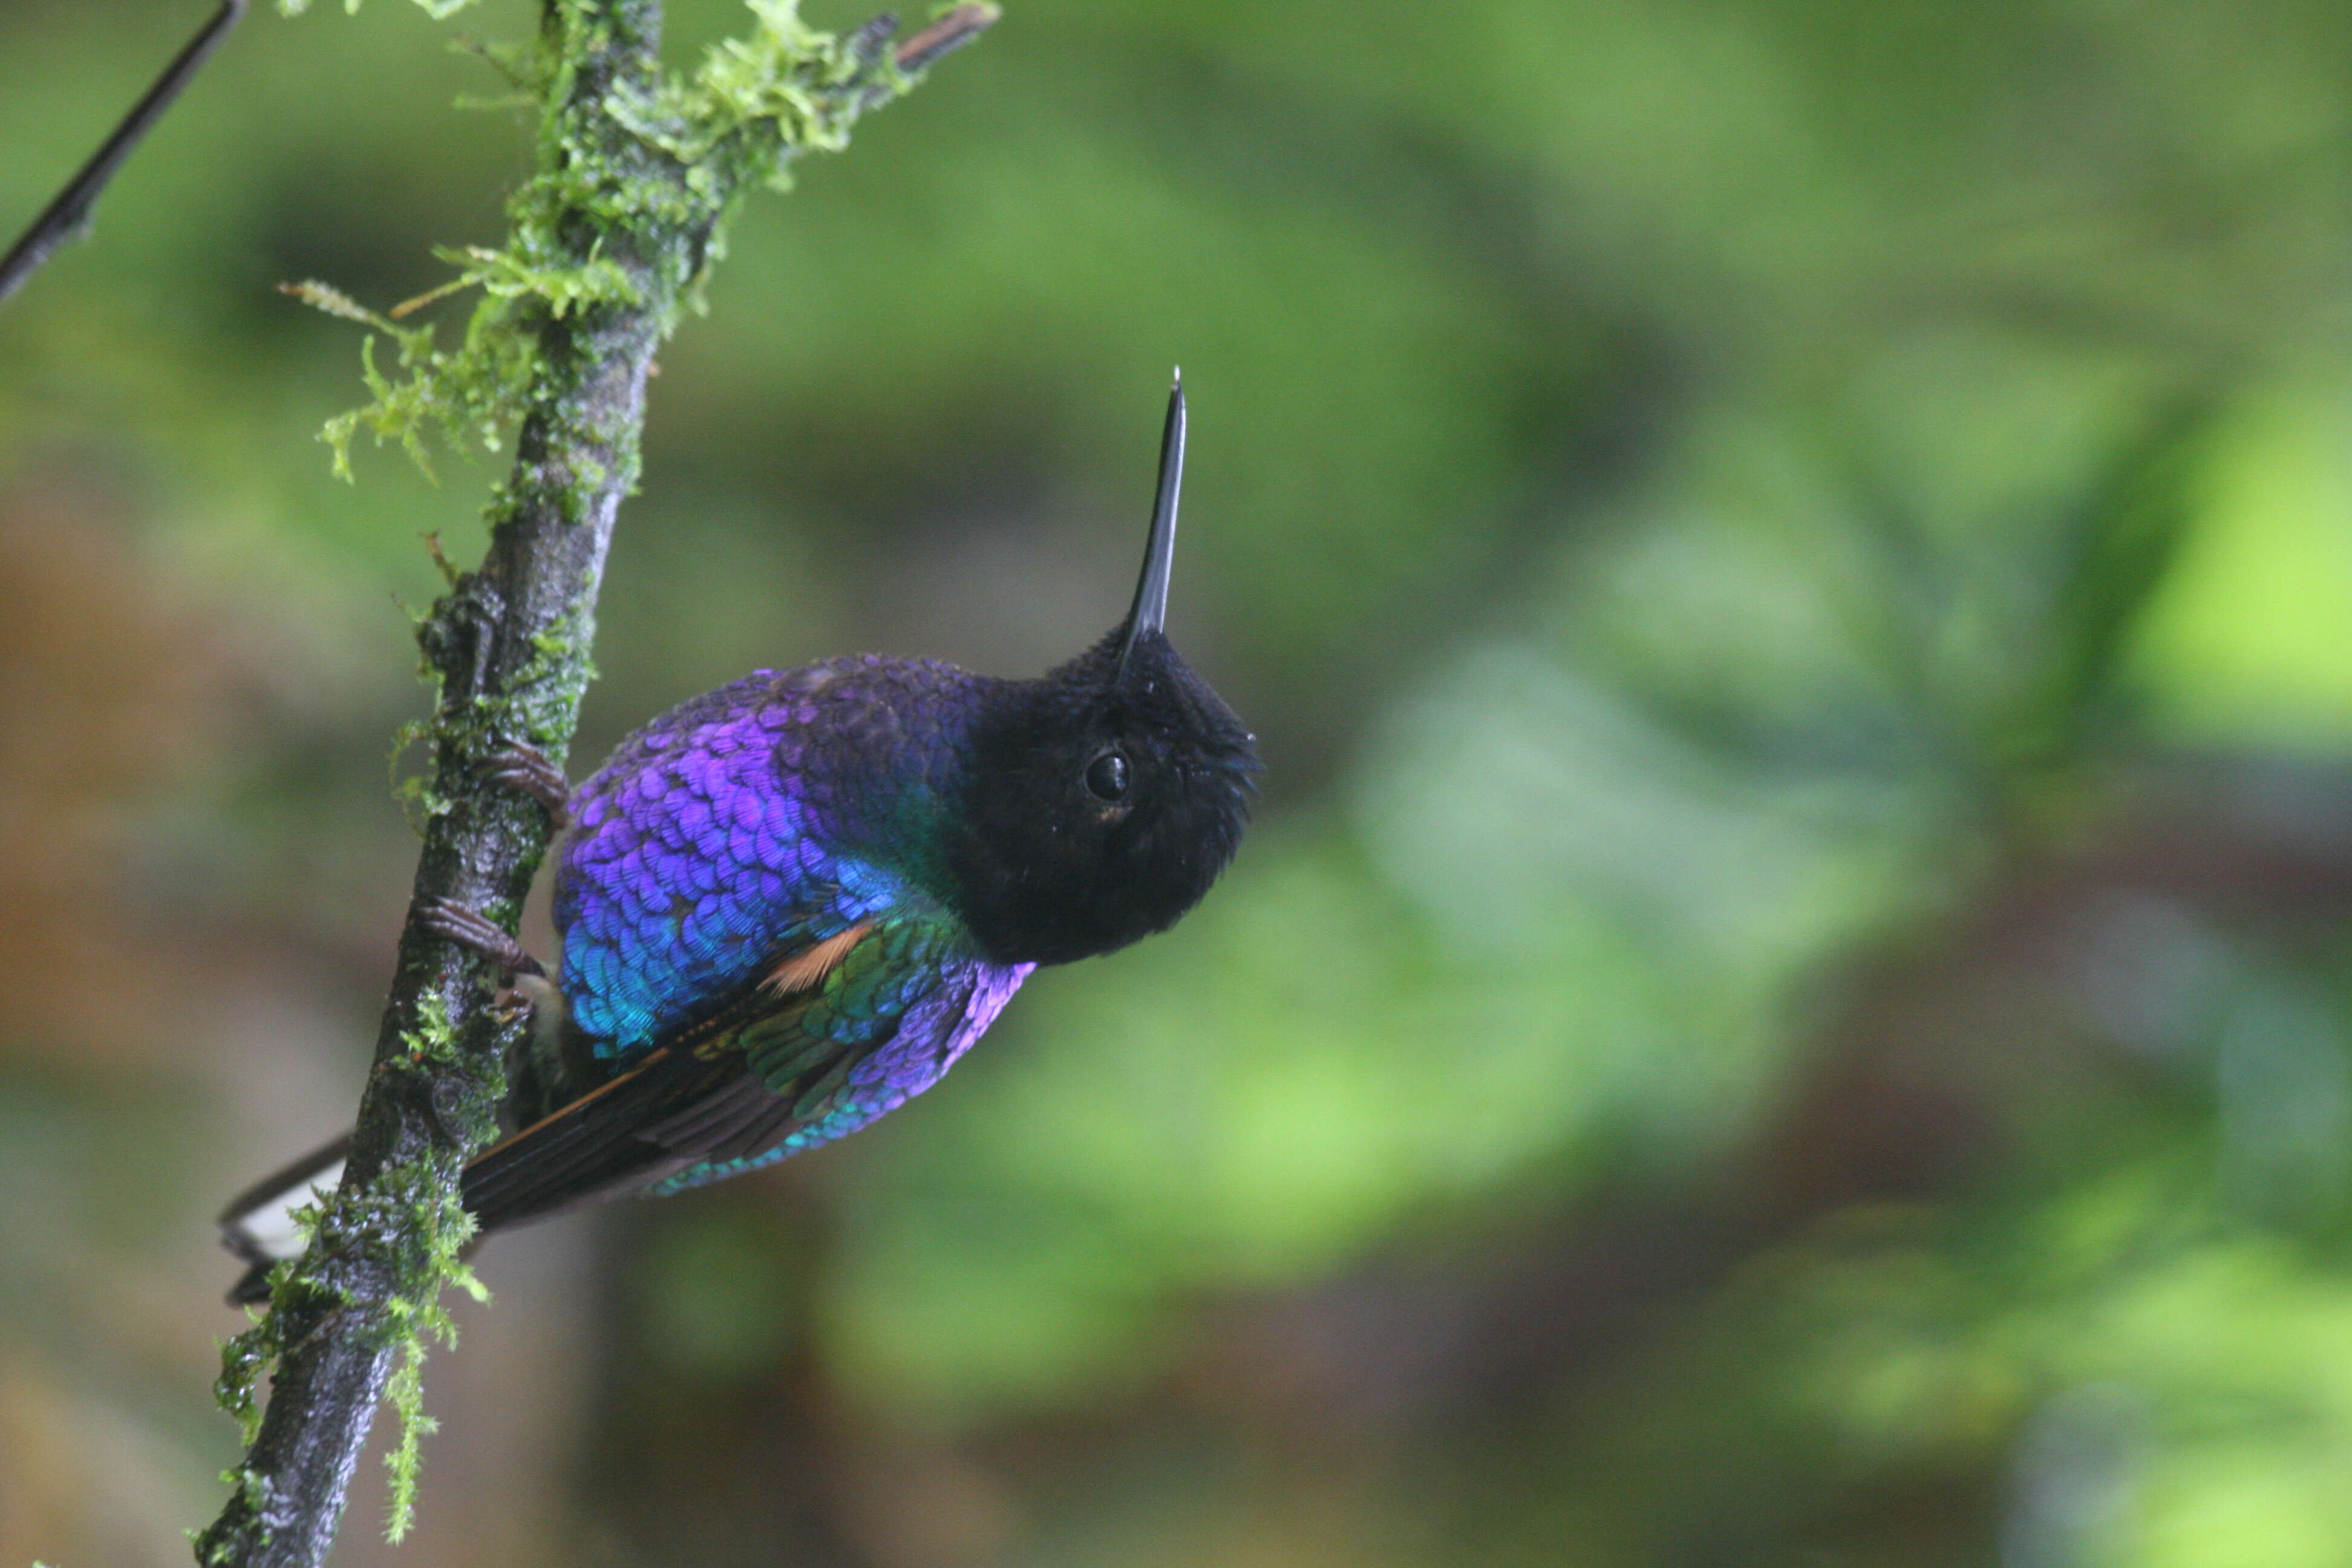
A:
<box><xmin>417</xmin><ymin>897</ymin><xmax>547</xmax><ymax>979</ymax></box>
<box><xmin>485</xmin><ymin>739</ymin><xmax>570</xmax><ymax>828</ymax></box>
<box><xmin>489</xmin><ymin>970</ymin><xmax>557</xmax><ymax>1025</ymax></box>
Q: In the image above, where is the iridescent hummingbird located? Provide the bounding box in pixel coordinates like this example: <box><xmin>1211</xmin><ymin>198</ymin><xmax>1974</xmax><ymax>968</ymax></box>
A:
<box><xmin>221</xmin><ymin>377</ymin><xmax>1256</xmax><ymax>1301</ymax></box>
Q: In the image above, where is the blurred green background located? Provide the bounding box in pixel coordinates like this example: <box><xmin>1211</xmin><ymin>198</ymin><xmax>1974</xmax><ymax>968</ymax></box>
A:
<box><xmin>8</xmin><ymin>0</ymin><xmax>2352</xmax><ymax>1563</ymax></box>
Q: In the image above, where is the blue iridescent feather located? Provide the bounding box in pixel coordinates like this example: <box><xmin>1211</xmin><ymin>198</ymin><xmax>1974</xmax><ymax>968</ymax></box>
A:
<box><xmin>554</xmin><ymin>659</ymin><xmax>981</xmax><ymax>1057</ymax></box>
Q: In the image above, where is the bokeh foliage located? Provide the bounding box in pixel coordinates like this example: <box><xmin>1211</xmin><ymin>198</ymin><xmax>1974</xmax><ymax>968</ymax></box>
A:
<box><xmin>6</xmin><ymin>0</ymin><xmax>2352</xmax><ymax>1564</ymax></box>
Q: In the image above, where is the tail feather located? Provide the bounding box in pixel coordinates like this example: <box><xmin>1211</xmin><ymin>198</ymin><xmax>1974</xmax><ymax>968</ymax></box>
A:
<box><xmin>220</xmin><ymin>1038</ymin><xmax>834</xmax><ymax>1302</ymax></box>
<box><xmin>218</xmin><ymin>1132</ymin><xmax>353</xmax><ymax>1306</ymax></box>
<box><xmin>458</xmin><ymin>1047</ymin><xmax>751</xmax><ymax>1232</ymax></box>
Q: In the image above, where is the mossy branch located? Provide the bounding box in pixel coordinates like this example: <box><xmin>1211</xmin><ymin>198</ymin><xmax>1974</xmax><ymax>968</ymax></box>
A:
<box><xmin>192</xmin><ymin>3</ymin><xmax>995</xmax><ymax>1566</ymax></box>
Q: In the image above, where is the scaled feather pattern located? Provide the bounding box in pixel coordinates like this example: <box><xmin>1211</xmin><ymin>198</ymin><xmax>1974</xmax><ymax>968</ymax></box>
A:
<box><xmin>552</xmin><ymin>656</ymin><xmax>1034</xmax><ymax>1178</ymax></box>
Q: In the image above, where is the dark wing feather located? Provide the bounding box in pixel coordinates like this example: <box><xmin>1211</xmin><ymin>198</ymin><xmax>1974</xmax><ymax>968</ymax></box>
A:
<box><xmin>458</xmin><ymin>918</ymin><xmax>965</xmax><ymax>1230</ymax></box>
<box><xmin>460</xmin><ymin>1024</ymin><xmax>900</xmax><ymax>1230</ymax></box>
<box><xmin>460</xmin><ymin>1046</ymin><xmax>757</xmax><ymax>1232</ymax></box>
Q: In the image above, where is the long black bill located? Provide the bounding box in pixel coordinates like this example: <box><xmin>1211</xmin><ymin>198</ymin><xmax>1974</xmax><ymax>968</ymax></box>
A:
<box><xmin>0</xmin><ymin>0</ymin><xmax>246</xmax><ymax>307</ymax></box>
<box><xmin>1116</xmin><ymin>370</ymin><xmax>1185</xmax><ymax>675</ymax></box>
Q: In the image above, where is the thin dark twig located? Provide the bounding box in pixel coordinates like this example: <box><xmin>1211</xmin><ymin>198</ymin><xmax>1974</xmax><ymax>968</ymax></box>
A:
<box><xmin>0</xmin><ymin>0</ymin><xmax>246</xmax><ymax>306</ymax></box>
<box><xmin>894</xmin><ymin>2</ymin><xmax>1000</xmax><ymax>74</ymax></box>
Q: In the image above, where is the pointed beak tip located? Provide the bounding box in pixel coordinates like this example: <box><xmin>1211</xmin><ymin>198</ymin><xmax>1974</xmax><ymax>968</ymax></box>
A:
<box><xmin>1118</xmin><ymin>376</ymin><xmax>1187</xmax><ymax>666</ymax></box>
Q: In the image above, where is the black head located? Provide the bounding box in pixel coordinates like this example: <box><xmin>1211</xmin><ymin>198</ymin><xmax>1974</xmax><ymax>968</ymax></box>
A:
<box><xmin>947</xmin><ymin>376</ymin><xmax>1260</xmax><ymax>965</ymax></box>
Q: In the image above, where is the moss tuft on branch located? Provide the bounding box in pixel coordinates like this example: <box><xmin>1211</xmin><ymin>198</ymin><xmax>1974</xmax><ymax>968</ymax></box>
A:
<box><xmin>285</xmin><ymin>0</ymin><xmax>955</xmax><ymax>483</ymax></box>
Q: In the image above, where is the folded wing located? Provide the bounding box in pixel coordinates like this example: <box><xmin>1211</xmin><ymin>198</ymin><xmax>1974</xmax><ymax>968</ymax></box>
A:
<box><xmin>460</xmin><ymin>914</ymin><xmax>1010</xmax><ymax>1230</ymax></box>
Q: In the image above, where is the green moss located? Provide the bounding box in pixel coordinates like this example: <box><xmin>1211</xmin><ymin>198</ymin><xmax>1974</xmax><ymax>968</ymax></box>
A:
<box><xmin>215</xmin><ymin>1327</ymin><xmax>277</xmax><ymax>1448</ymax></box>
<box><xmin>505</xmin><ymin>596</ymin><xmax>600</xmax><ymax>746</ymax></box>
<box><xmin>283</xmin><ymin>280</ymin><xmax>534</xmax><ymax>483</ymax></box>
<box><xmin>296</xmin><ymin>0</ymin><xmax>898</xmax><ymax>487</ymax></box>
<box><xmin>370</xmin><ymin>1154</ymin><xmax>486</xmax><ymax>1543</ymax></box>
<box><xmin>609</xmin><ymin>0</ymin><xmax>883</xmax><ymax>170</ymax></box>
<box><xmin>208</xmin><ymin>994</ymin><xmax>503</xmax><ymax>1545</ymax></box>
<box><xmin>194</xmin><ymin>1466</ymin><xmax>273</xmax><ymax>1566</ymax></box>
<box><xmin>388</xmin><ymin>716</ymin><xmax>448</xmax><ymax>833</ymax></box>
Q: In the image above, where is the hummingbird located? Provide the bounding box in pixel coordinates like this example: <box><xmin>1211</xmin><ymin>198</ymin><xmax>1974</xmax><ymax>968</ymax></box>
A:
<box><xmin>220</xmin><ymin>376</ymin><xmax>1257</xmax><ymax>1302</ymax></box>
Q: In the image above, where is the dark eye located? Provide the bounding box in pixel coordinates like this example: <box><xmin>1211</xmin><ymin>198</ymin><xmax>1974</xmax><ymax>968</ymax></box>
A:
<box><xmin>1085</xmin><ymin>752</ymin><xmax>1131</xmax><ymax>802</ymax></box>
